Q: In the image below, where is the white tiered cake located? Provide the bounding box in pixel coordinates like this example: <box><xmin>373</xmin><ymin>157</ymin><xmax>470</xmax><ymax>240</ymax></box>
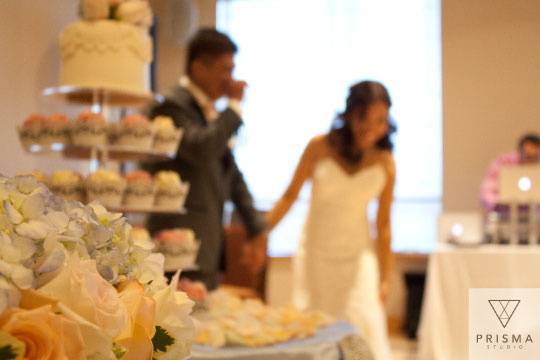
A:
<box><xmin>58</xmin><ymin>1</ymin><xmax>153</xmax><ymax>95</ymax></box>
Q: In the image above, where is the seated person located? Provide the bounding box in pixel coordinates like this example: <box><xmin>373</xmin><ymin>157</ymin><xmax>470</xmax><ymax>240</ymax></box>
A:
<box><xmin>480</xmin><ymin>133</ymin><xmax>540</xmax><ymax>211</ymax></box>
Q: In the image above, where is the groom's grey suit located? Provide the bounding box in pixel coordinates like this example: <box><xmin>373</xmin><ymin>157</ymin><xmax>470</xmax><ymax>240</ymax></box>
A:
<box><xmin>144</xmin><ymin>86</ymin><xmax>266</xmax><ymax>289</ymax></box>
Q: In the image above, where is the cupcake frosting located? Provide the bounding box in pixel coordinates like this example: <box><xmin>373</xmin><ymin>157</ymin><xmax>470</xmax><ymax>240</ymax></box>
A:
<box><xmin>88</xmin><ymin>169</ymin><xmax>124</xmax><ymax>183</ymax></box>
<box><xmin>23</xmin><ymin>114</ymin><xmax>46</xmax><ymax>127</ymax></box>
<box><xmin>121</xmin><ymin>114</ymin><xmax>150</xmax><ymax>126</ymax></box>
<box><xmin>153</xmin><ymin>116</ymin><xmax>176</xmax><ymax>131</ymax></box>
<box><xmin>77</xmin><ymin>110</ymin><xmax>105</xmax><ymax>124</ymax></box>
<box><xmin>155</xmin><ymin>171</ymin><xmax>182</xmax><ymax>188</ymax></box>
<box><xmin>51</xmin><ymin>170</ymin><xmax>82</xmax><ymax>186</ymax></box>
<box><xmin>126</xmin><ymin>170</ymin><xmax>152</xmax><ymax>183</ymax></box>
<box><xmin>156</xmin><ymin>228</ymin><xmax>195</xmax><ymax>244</ymax></box>
<box><xmin>48</xmin><ymin>113</ymin><xmax>70</xmax><ymax>124</ymax></box>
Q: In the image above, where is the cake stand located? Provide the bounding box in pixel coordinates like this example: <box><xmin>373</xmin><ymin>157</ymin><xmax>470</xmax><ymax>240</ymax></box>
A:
<box><xmin>42</xmin><ymin>86</ymin><xmax>164</xmax><ymax>108</ymax></box>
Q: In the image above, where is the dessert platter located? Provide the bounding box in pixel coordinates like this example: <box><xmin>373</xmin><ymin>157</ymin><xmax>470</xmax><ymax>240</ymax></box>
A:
<box><xmin>176</xmin><ymin>285</ymin><xmax>358</xmax><ymax>360</ymax></box>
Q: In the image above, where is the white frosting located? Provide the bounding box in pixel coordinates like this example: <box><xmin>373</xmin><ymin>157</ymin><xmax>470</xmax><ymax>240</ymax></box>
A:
<box><xmin>59</xmin><ymin>20</ymin><xmax>152</xmax><ymax>94</ymax></box>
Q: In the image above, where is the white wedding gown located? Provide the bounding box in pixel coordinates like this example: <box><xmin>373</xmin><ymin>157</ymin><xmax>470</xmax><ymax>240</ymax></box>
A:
<box><xmin>293</xmin><ymin>158</ymin><xmax>392</xmax><ymax>360</ymax></box>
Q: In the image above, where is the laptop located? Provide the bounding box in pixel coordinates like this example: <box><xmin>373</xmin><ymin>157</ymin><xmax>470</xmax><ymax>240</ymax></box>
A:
<box><xmin>499</xmin><ymin>165</ymin><xmax>540</xmax><ymax>203</ymax></box>
<box><xmin>438</xmin><ymin>212</ymin><xmax>483</xmax><ymax>245</ymax></box>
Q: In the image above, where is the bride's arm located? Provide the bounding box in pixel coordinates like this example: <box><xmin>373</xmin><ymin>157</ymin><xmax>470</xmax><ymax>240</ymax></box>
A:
<box><xmin>266</xmin><ymin>138</ymin><xmax>319</xmax><ymax>230</ymax></box>
<box><xmin>376</xmin><ymin>153</ymin><xmax>396</xmax><ymax>295</ymax></box>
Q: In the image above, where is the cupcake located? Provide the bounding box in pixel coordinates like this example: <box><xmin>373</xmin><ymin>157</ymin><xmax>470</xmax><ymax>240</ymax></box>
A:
<box><xmin>86</xmin><ymin>169</ymin><xmax>126</xmax><ymax>208</ymax></box>
<box><xmin>71</xmin><ymin>111</ymin><xmax>107</xmax><ymax>147</ymax></box>
<box><xmin>178</xmin><ymin>278</ymin><xmax>208</xmax><ymax>302</ymax></box>
<box><xmin>154</xmin><ymin>171</ymin><xmax>189</xmax><ymax>210</ymax></box>
<box><xmin>155</xmin><ymin>228</ymin><xmax>200</xmax><ymax>271</ymax></box>
<box><xmin>152</xmin><ymin>116</ymin><xmax>183</xmax><ymax>153</ymax></box>
<box><xmin>123</xmin><ymin>170</ymin><xmax>155</xmax><ymax>208</ymax></box>
<box><xmin>50</xmin><ymin>170</ymin><xmax>85</xmax><ymax>202</ymax></box>
<box><xmin>131</xmin><ymin>226</ymin><xmax>155</xmax><ymax>251</ymax></box>
<box><xmin>114</xmin><ymin>114</ymin><xmax>154</xmax><ymax>149</ymax></box>
<box><xmin>18</xmin><ymin>114</ymin><xmax>46</xmax><ymax>148</ymax></box>
<box><xmin>41</xmin><ymin>113</ymin><xmax>70</xmax><ymax>145</ymax></box>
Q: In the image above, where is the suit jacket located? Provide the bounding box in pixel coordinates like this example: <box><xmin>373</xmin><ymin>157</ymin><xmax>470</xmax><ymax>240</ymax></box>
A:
<box><xmin>144</xmin><ymin>85</ymin><xmax>266</xmax><ymax>279</ymax></box>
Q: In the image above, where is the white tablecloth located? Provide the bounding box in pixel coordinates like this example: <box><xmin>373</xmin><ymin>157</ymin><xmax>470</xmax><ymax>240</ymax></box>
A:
<box><xmin>189</xmin><ymin>321</ymin><xmax>370</xmax><ymax>360</ymax></box>
<box><xmin>418</xmin><ymin>244</ymin><xmax>540</xmax><ymax>360</ymax></box>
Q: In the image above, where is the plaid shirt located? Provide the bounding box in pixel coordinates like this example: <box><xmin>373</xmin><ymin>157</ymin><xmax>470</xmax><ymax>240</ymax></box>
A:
<box><xmin>480</xmin><ymin>151</ymin><xmax>520</xmax><ymax>211</ymax></box>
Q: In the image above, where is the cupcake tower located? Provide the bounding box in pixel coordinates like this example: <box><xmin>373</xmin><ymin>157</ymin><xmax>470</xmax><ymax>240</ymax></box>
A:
<box><xmin>18</xmin><ymin>111</ymin><xmax>183</xmax><ymax>153</ymax></box>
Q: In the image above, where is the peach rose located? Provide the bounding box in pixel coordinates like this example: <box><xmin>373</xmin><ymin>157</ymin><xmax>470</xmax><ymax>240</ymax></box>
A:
<box><xmin>19</xmin><ymin>288</ymin><xmax>117</xmax><ymax>359</ymax></box>
<box><xmin>0</xmin><ymin>305</ymin><xmax>85</xmax><ymax>360</ymax></box>
<box><xmin>36</xmin><ymin>255</ymin><xmax>128</xmax><ymax>338</ymax></box>
<box><xmin>116</xmin><ymin>280</ymin><xmax>156</xmax><ymax>360</ymax></box>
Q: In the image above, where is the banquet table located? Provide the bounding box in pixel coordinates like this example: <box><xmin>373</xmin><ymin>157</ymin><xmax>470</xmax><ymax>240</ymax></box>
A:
<box><xmin>417</xmin><ymin>244</ymin><xmax>540</xmax><ymax>360</ymax></box>
<box><xmin>189</xmin><ymin>321</ymin><xmax>372</xmax><ymax>360</ymax></box>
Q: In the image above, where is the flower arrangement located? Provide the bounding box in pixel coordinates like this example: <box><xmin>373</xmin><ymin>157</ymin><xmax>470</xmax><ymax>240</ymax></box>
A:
<box><xmin>0</xmin><ymin>175</ymin><xmax>193</xmax><ymax>359</ymax></box>
<box><xmin>80</xmin><ymin>0</ymin><xmax>153</xmax><ymax>28</ymax></box>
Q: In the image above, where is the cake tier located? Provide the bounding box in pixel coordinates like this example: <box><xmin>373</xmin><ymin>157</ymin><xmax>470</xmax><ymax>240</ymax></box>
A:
<box><xmin>59</xmin><ymin>20</ymin><xmax>152</xmax><ymax>94</ymax></box>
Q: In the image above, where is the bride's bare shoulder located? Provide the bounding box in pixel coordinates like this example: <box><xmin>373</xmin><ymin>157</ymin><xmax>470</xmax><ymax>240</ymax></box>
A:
<box><xmin>305</xmin><ymin>134</ymin><xmax>330</xmax><ymax>157</ymax></box>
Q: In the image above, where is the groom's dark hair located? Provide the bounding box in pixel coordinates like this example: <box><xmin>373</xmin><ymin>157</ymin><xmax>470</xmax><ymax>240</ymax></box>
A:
<box><xmin>186</xmin><ymin>28</ymin><xmax>238</xmax><ymax>75</ymax></box>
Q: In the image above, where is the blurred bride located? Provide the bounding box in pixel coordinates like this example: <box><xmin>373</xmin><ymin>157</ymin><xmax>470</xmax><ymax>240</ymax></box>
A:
<box><xmin>267</xmin><ymin>81</ymin><xmax>396</xmax><ymax>359</ymax></box>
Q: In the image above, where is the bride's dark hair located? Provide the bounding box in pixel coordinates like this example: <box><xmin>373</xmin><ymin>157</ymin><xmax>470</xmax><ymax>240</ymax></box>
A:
<box><xmin>328</xmin><ymin>80</ymin><xmax>396</xmax><ymax>165</ymax></box>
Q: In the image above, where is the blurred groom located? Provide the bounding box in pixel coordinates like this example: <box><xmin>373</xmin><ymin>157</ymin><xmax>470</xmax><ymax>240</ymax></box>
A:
<box><xmin>145</xmin><ymin>28</ymin><xmax>267</xmax><ymax>290</ymax></box>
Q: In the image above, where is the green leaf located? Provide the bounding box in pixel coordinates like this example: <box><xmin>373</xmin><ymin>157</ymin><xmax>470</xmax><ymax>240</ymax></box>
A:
<box><xmin>0</xmin><ymin>331</ymin><xmax>25</xmax><ymax>360</ymax></box>
<box><xmin>0</xmin><ymin>345</ymin><xmax>18</xmax><ymax>360</ymax></box>
<box><xmin>152</xmin><ymin>326</ymin><xmax>175</xmax><ymax>353</ymax></box>
<box><xmin>113</xmin><ymin>343</ymin><xmax>127</xmax><ymax>359</ymax></box>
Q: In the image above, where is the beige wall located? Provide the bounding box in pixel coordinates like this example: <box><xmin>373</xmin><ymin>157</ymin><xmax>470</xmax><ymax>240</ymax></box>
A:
<box><xmin>442</xmin><ymin>0</ymin><xmax>540</xmax><ymax>211</ymax></box>
<box><xmin>151</xmin><ymin>0</ymin><xmax>216</xmax><ymax>93</ymax></box>
<box><xmin>0</xmin><ymin>1</ymin><xmax>79</xmax><ymax>176</ymax></box>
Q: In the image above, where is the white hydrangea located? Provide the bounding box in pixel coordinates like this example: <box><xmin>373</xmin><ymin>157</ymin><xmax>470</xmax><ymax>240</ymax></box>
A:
<box><xmin>0</xmin><ymin>174</ymin><xmax>165</xmax><ymax>303</ymax></box>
